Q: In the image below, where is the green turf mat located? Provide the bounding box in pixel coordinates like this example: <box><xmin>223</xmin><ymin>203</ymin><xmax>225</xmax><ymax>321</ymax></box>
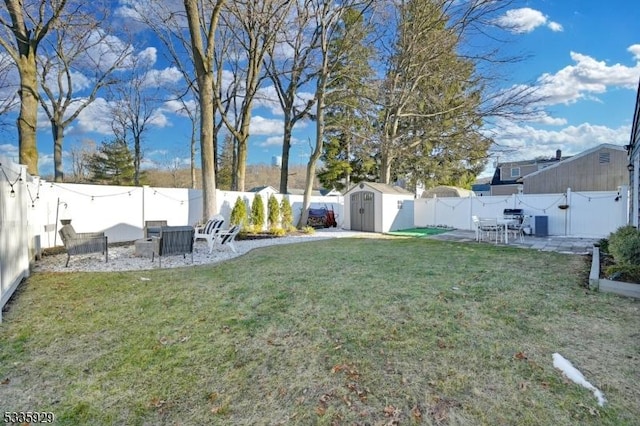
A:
<box><xmin>387</xmin><ymin>227</ymin><xmax>452</xmax><ymax>237</ymax></box>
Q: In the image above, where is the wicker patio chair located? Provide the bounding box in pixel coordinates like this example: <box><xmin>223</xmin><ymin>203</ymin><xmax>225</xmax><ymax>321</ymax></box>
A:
<box><xmin>151</xmin><ymin>225</ymin><xmax>195</xmax><ymax>267</ymax></box>
<box><xmin>58</xmin><ymin>224</ymin><xmax>108</xmax><ymax>267</ymax></box>
<box><xmin>144</xmin><ymin>220</ymin><xmax>168</xmax><ymax>238</ymax></box>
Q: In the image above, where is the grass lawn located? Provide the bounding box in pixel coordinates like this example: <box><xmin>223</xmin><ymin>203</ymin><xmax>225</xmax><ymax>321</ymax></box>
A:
<box><xmin>1</xmin><ymin>238</ymin><xmax>639</xmax><ymax>425</ymax></box>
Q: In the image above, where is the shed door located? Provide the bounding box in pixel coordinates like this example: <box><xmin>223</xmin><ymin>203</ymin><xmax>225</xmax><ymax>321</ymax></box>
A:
<box><xmin>350</xmin><ymin>191</ymin><xmax>375</xmax><ymax>232</ymax></box>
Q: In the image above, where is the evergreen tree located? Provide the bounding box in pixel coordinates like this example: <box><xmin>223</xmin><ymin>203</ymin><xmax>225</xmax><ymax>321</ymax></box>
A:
<box><xmin>250</xmin><ymin>194</ymin><xmax>265</xmax><ymax>231</ymax></box>
<box><xmin>267</xmin><ymin>194</ymin><xmax>280</xmax><ymax>228</ymax></box>
<box><xmin>230</xmin><ymin>196</ymin><xmax>248</xmax><ymax>229</ymax></box>
<box><xmin>319</xmin><ymin>7</ymin><xmax>375</xmax><ymax>191</ymax></box>
<box><xmin>373</xmin><ymin>0</ymin><xmax>492</xmax><ymax>186</ymax></box>
<box><xmin>216</xmin><ymin>134</ymin><xmax>234</xmax><ymax>190</ymax></box>
<box><xmin>87</xmin><ymin>139</ymin><xmax>136</xmax><ymax>185</ymax></box>
<box><xmin>280</xmin><ymin>197</ymin><xmax>293</xmax><ymax>231</ymax></box>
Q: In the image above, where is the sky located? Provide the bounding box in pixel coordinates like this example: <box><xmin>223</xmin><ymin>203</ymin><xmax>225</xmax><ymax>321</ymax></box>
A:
<box><xmin>0</xmin><ymin>0</ymin><xmax>639</xmax><ymax>181</ymax></box>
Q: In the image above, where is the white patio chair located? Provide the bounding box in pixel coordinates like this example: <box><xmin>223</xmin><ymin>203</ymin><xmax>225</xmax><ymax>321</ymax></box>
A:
<box><xmin>508</xmin><ymin>215</ymin><xmax>530</xmax><ymax>243</ymax></box>
<box><xmin>194</xmin><ymin>217</ymin><xmax>225</xmax><ymax>254</ymax></box>
<box><xmin>478</xmin><ymin>218</ymin><xmax>500</xmax><ymax>244</ymax></box>
<box><xmin>213</xmin><ymin>225</ymin><xmax>241</xmax><ymax>253</ymax></box>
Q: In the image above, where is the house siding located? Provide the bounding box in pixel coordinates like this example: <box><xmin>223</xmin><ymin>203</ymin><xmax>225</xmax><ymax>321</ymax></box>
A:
<box><xmin>523</xmin><ymin>147</ymin><xmax>627</xmax><ymax>194</ymax></box>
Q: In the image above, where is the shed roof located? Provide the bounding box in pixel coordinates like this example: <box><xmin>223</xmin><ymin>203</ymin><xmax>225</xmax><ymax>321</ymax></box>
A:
<box><xmin>344</xmin><ymin>181</ymin><xmax>413</xmax><ymax>195</ymax></box>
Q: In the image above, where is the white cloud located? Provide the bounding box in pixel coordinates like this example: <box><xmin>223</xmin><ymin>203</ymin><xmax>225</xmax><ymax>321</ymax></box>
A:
<box><xmin>547</xmin><ymin>21</ymin><xmax>563</xmax><ymax>32</ymax></box>
<box><xmin>495</xmin><ymin>8</ymin><xmax>562</xmax><ymax>34</ymax></box>
<box><xmin>629</xmin><ymin>44</ymin><xmax>640</xmax><ymax>62</ymax></box>
<box><xmin>492</xmin><ymin>120</ymin><xmax>630</xmax><ymax>162</ymax></box>
<box><xmin>258</xmin><ymin>135</ymin><xmax>303</xmax><ymax>148</ymax></box>
<box><xmin>249</xmin><ymin>116</ymin><xmax>284</xmax><ymax>135</ymax></box>
<box><xmin>142</xmin><ymin>66</ymin><xmax>183</xmax><ymax>88</ymax></box>
<box><xmin>536</xmin><ymin>51</ymin><xmax>640</xmax><ymax>105</ymax></box>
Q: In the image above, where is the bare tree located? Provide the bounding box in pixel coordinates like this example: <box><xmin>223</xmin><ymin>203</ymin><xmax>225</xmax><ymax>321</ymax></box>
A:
<box><xmin>297</xmin><ymin>0</ymin><xmax>374</xmax><ymax>228</ymax></box>
<box><xmin>215</xmin><ymin>0</ymin><xmax>291</xmax><ymax>191</ymax></box>
<box><xmin>0</xmin><ymin>52</ymin><xmax>18</xmax><ymax>129</ymax></box>
<box><xmin>0</xmin><ymin>0</ymin><xmax>69</xmax><ymax>175</ymax></box>
<box><xmin>182</xmin><ymin>0</ymin><xmax>225</xmax><ymax>219</ymax></box>
<box><xmin>38</xmin><ymin>5</ymin><xmax>130</xmax><ymax>182</ymax></box>
<box><xmin>108</xmin><ymin>50</ymin><xmax>168</xmax><ymax>186</ymax></box>
<box><xmin>264</xmin><ymin>0</ymin><xmax>317</xmax><ymax>194</ymax></box>
<box><xmin>69</xmin><ymin>138</ymin><xmax>96</xmax><ymax>182</ymax></box>
<box><xmin>121</xmin><ymin>0</ymin><xmax>225</xmax><ymax>219</ymax></box>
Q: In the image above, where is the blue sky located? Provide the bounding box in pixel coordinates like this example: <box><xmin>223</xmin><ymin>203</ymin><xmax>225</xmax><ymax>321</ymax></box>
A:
<box><xmin>0</xmin><ymin>0</ymin><xmax>639</xmax><ymax>180</ymax></box>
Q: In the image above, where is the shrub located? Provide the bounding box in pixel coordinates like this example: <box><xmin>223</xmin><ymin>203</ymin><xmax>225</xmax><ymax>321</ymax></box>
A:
<box><xmin>230</xmin><ymin>197</ymin><xmax>248</xmax><ymax>229</ymax></box>
<box><xmin>269</xmin><ymin>227</ymin><xmax>287</xmax><ymax>237</ymax></box>
<box><xmin>267</xmin><ymin>194</ymin><xmax>280</xmax><ymax>228</ymax></box>
<box><xmin>301</xmin><ymin>226</ymin><xmax>315</xmax><ymax>235</ymax></box>
<box><xmin>604</xmin><ymin>264</ymin><xmax>640</xmax><ymax>283</ymax></box>
<box><xmin>608</xmin><ymin>225</ymin><xmax>640</xmax><ymax>265</ymax></box>
<box><xmin>250</xmin><ymin>194</ymin><xmax>265</xmax><ymax>230</ymax></box>
<box><xmin>280</xmin><ymin>197</ymin><xmax>294</xmax><ymax>231</ymax></box>
<box><xmin>596</xmin><ymin>238</ymin><xmax>609</xmax><ymax>254</ymax></box>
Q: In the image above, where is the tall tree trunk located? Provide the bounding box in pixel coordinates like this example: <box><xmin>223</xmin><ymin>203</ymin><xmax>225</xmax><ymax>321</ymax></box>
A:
<box><xmin>199</xmin><ymin>77</ymin><xmax>217</xmax><ymax>219</ymax></box>
<box><xmin>279</xmin><ymin>115</ymin><xmax>293</xmax><ymax>194</ymax></box>
<box><xmin>380</xmin><ymin>150</ymin><xmax>393</xmax><ymax>185</ymax></box>
<box><xmin>235</xmin><ymin>134</ymin><xmax>248</xmax><ymax>192</ymax></box>
<box><xmin>298</xmin><ymin>91</ymin><xmax>325</xmax><ymax>228</ymax></box>
<box><xmin>17</xmin><ymin>56</ymin><xmax>39</xmax><ymax>175</ymax></box>
<box><xmin>52</xmin><ymin>121</ymin><xmax>64</xmax><ymax>182</ymax></box>
<box><xmin>190</xmin><ymin>124</ymin><xmax>197</xmax><ymax>188</ymax></box>
<box><xmin>133</xmin><ymin>134</ymin><xmax>141</xmax><ymax>185</ymax></box>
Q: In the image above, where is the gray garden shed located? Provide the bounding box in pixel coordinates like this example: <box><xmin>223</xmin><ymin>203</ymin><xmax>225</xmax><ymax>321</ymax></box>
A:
<box><xmin>343</xmin><ymin>182</ymin><xmax>414</xmax><ymax>233</ymax></box>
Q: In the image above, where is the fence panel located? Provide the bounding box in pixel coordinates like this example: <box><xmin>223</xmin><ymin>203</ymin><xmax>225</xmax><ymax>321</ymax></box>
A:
<box><xmin>0</xmin><ymin>157</ymin><xmax>29</xmax><ymax>321</ymax></box>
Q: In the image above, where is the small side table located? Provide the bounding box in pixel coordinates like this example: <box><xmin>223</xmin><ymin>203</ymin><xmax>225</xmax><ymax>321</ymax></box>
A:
<box><xmin>134</xmin><ymin>238</ymin><xmax>155</xmax><ymax>258</ymax></box>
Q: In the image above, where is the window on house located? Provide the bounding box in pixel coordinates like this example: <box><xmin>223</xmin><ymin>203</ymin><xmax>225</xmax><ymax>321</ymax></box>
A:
<box><xmin>510</xmin><ymin>167</ymin><xmax>520</xmax><ymax>178</ymax></box>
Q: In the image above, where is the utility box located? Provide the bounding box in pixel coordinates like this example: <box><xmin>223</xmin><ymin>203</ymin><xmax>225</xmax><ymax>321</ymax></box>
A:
<box><xmin>534</xmin><ymin>216</ymin><xmax>548</xmax><ymax>237</ymax></box>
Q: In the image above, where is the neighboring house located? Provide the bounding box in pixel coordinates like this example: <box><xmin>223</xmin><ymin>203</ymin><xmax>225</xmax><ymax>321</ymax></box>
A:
<box><xmin>627</xmin><ymin>78</ymin><xmax>640</xmax><ymax>226</ymax></box>
<box><xmin>523</xmin><ymin>144</ymin><xmax>628</xmax><ymax>194</ymax></box>
<box><xmin>471</xmin><ymin>177</ymin><xmax>491</xmax><ymax>196</ymax></box>
<box><xmin>248</xmin><ymin>185</ymin><xmax>279</xmax><ymax>195</ymax></box>
<box><xmin>490</xmin><ymin>150</ymin><xmax>566</xmax><ymax>195</ymax></box>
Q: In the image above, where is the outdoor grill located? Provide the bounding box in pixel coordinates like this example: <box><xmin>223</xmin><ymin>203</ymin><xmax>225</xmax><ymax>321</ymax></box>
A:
<box><xmin>503</xmin><ymin>208</ymin><xmax>524</xmax><ymax>223</ymax></box>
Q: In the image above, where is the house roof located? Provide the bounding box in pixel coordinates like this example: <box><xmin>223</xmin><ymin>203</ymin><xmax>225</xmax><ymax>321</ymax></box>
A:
<box><xmin>522</xmin><ymin>143</ymin><xmax>626</xmax><ymax>181</ymax></box>
<box><xmin>248</xmin><ymin>185</ymin><xmax>278</xmax><ymax>193</ymax></box>
<box><xmin>421</xmin><ymin>185</ymin><xmax>475</xmax><ymax>198</ymax></box>
<box><xmin>344</xmin><ymin>181</ymin><xmax>413</xmax><ymax>195</ymax></box>
<box><xmin>490</xmin><ymin>155</ymin><xmax>568</xmax><ymax>186</ymax></box>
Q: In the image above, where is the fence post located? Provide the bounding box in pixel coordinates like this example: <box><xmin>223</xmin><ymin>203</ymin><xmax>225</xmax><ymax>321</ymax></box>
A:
<box><xmin>566</xmin><ymin>187</ymin><xmax>571</xmax><ymax>236</ymax></box>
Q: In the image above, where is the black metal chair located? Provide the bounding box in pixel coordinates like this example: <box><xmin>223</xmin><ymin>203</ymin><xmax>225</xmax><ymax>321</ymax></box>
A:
<box><xmin>58</xmin><ymin>224</ymin><xmax>108</xmax><ymax>267</ymax></box>
<box><xmin>151</xmin><ymin>226</ymin><xmax>195</xmax><ymax>267</ymax></box>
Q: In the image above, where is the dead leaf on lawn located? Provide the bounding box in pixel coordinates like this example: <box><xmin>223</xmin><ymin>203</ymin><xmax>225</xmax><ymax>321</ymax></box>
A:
<box><xmin>577</xmin><ymin>402</ymin><xmax>601</xmax><ymax>417</ymax></box>
<box><xmin>383</xmin><ymin>405</ymin><xmax>400</xmax><ymax>417</ymax></box>
<box><xmin>514</xmin><ymin>351</ymin><xmax>528</xmax><ymax>360</ymax></box>
<box><xmin>519</xmin><ymin>381</ymin><xmax>530</xmax><ymax>391</ymax></box>
<box><xmin>150</xmin><ymin>397</ymin><xmax>166</xmax><ymax>408</ymax></box>
<box><xmin>1</xmin><ymin>378</ymin><xmax>9</xmax><ymax>385</ymax></box>
<box><xmin>429</xmin><ymin>397</ymin><xmax>461</xmax><ymax>423</ymax></box>
<box><xmin>315</xmin><ymin>405</ymin><xmax>327</xmax><ymax>416</ymax></box>
<box><xmin>411</xmin><ymin>405</ymin><xmax>423</xmax><ymax>421</ymax></box>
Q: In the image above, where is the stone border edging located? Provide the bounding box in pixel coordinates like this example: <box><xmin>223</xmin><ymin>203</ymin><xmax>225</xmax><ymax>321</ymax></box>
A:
<box><xmin>589</xmin><ymin>246</ymin><xmax>640</xmax><ymax>298</ymax></box>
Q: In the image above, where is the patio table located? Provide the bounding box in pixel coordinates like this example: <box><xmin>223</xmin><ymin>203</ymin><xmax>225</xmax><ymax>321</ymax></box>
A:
<box><xmin>497</xmin><ymin>218</ymin><xmax>519</xmax><ymax>244</ymax></box>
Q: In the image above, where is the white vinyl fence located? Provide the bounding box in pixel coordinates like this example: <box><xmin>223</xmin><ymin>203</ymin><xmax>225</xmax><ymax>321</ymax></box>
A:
<box><xmin>415</xmin><ymin>187</ymin><xmax>628</xmax><ymax>238</ymax></box>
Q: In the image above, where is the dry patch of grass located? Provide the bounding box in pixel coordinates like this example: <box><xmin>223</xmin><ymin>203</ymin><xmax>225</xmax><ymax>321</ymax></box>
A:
<box><xmin>1</xmin><ymin>238</ymin><xmax>639</xmax><ymax>425</ymax></box>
